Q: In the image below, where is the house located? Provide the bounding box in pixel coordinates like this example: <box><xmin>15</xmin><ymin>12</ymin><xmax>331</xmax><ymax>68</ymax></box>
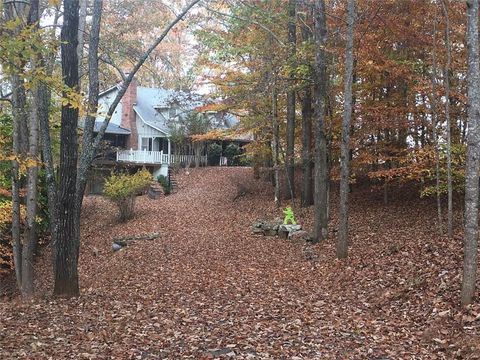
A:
<box><xmin>91</xmin><ymin>78</ymin><xmax>245</xmax><ymax>180</ymax></box>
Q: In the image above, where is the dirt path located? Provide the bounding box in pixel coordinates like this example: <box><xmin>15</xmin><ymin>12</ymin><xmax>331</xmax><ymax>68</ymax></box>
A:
<box><xmin>0</xmin><ymin>167</ymin><xmax>478</xmax><ymax>359</ymax></box>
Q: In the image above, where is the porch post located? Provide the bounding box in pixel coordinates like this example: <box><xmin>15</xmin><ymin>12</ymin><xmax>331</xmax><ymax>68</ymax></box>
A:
<box><xmin>167</xmin><ymin>138</ymin><xmax>171</xmax><ymax>164</ymax></box>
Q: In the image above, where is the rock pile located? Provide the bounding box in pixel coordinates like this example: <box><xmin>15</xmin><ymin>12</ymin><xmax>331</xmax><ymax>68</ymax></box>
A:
<box><xmin>251</xmin><ymin>218</ymin><xmax>282</xmax><ymax>236</ymax></box>
<box><xmin>252</xmin><ymin>219</ymin><xmax>312</xmax><ymax>241</ymax></box>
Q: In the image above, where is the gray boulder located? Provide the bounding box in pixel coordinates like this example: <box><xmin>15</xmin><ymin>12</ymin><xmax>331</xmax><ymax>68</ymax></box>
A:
<box><xmin>112</xmin><ymin>243</ymin><xmax>123</xmax><ymax>252</ymax></box>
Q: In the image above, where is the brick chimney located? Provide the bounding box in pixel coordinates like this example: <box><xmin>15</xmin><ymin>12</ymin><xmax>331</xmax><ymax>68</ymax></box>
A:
<box><xmin>120</xmin><ymin>76</ymin><xmax>138</xmax><ymax>149</ymax></box>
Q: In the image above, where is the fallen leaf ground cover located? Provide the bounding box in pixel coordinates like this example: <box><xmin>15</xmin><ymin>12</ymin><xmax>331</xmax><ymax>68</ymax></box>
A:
<box><xmin>0</xmin><ymin>167</ymin><xmax>479</xmax><ymax>359</ymax></box>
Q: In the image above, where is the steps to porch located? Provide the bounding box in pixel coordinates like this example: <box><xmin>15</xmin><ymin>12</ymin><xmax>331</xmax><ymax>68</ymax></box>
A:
<box><xmin>168</xmin><ymin>168</ymin><xmax>178</xmax><ymax>193</ymax></box>
<box><xmin>147</xmin><ymin>182</ymin><xmax>163</xmax><ymax>199</ymax></box>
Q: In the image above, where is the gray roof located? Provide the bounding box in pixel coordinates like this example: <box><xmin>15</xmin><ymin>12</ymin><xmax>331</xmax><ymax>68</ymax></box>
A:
<box><xmin>134</xmin><ymin>87</ymin><xmax>240</xmax><ymax>135</ymax></box>
<box><xmin>97</xmin><ymin>85</ymin><xmax>241</xmax><ymax>136</ymax></box>
<box><xmin>133</xmin><ymin>87</ymin><xmax>178</xmax><ymax>134</ymax></box>
<box><xmin>94</xmin><ymin>122</ymin><xmax>131</xmax><ymax>135</ymax></box>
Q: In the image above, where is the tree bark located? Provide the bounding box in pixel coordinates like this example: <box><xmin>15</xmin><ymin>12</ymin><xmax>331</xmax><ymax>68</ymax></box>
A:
<box><xmin>313</xmin><ymin>0</ymin><xmax>328</xmax><ymax>243</ymax></box>
<box><xmin>76</xmin><ymin>0</ymin><xmax>102</xmax><ymax>236</ymax></box>
<box><xmin>300</xmin><ymin>5</ymin><xmax>313</xmax><ymax>208</ymax></box>
<box><xmin>4</xmin><ymin>0</ymin><xmax>30</xmax><ymax>293</ymax></box>
<box><xmin>285</xmin><ymin>0</ymin><xmax>297</xmax><ymax>199</ymax></box>
<box><xmin>461</xmin><ymin>0</ymin><xmax>480</xmax><ymax>306</ymax></box>
<box><xmin>301</xmin><ymin>87</ymin><xmax>313</xmax><ymax>207</ymax></box>
<box><xmin>272</xmin><ymin>80</ymin><xmax>280</xmax><ymax>207</ymax></box>
<box><xmin>15</xmin><ymin>0</ymin><xmax>47</xmax><ymax>297</ymax></box>
<box><xmin>77</xmin><ymin>0</ymin><xmax>88</xmax><ymax>85</ymax></box>
<box><xmin>430</xmin><ymin>3</ymin><xmax>443</xmax><ymax>236</ymax></box>
<box><xmin>54</xmin><ymin>0</ymin><xmax>80</xmax><ymax>296</ymax></box>
<box><xmin>21</xmin><ymin>106</ymin><xmax>38</xmax><ymax>296</ymax></box>
<box><xmin>10</xmin><ymin>74</ymin><xmax>28</xmax><ymax>292</ymax></box>
<box><xmin>337</xmin><ymin>0</ymin><xmax>355</xmax><ymax>259</ymax></box>
<box><xmin>442</xmin><ymin>0</ymin><xmax>453</xmax><ymax>238</ymax></box>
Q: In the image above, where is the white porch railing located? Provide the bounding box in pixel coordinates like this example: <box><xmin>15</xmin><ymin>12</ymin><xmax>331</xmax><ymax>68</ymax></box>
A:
<box><xmin>117</xmin><ymin>150</ymin><xmax>207</xmax><ymax>165</ymax></box>
<box><xmin>117</xmin><ymin>149</ymin><xmax>164</xmax><ymax>164</ymax></box>
<box><xmin>169</xmin><ymin>154</ymin><xmax>208</xmax><ymax>166</ymax></box>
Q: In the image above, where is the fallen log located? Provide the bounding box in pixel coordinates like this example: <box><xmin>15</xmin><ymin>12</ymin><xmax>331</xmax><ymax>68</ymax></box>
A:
<box><xmin>112</xmin><ymin>232</ymin><xmax>161</xmax><ymax>250</ymax></box>
<box><xmin>113</xmin><ymin>232</ymin><xmax>160</xmax><ymax>243</ymax></box>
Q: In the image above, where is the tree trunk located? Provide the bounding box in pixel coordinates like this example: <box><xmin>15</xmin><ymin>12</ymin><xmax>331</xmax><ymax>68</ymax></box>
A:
<box><xmin>21</xmin><ymin>108</ymin><xmax>38</xmax><ymax>296</ymax></box>
<box><xmin>300</xmin><ymin>8</ymin><xmax>313</xmax><ymax>208</ymax></box>
<box><xmin>272</xmin><ymin>81</ymin><xmax>280</xmax><ymax>207</ymax></box>
<box><xmin>4</xmin><ymin>1</ymin><xmax>30</xmax><ymax>293</ymax></box>
<box><xmin>461</xmin><ymin>0</ymin><xmax>480</xmax><ymax>306</ymax></box>
<box><xmin>337</xmin><ymin>0</ymin><xmax>355</xmax><ymax>259</ymax></box>
<box><xmin>77</xmin><ymin>0</ymin><xmax>88</xmax><ymax>85</ymax></box>
<box><xmin>49</xmin><ymin>0</ymin><xmax>201</xmax><ymax>296</ymax></box>
<box><xmin>442</xmin><ymin>0</ymin><xmax>453</xmax><ymax>238</ymax></box>
<box><xmin>54</xmin><ymin>0</ymin><xmax>80</xmax><ymax>297</ymax></box>
<box><xmin>10</xmin><ymin>73</ymin><xmax>28</xmax><ymax>292</ymax></box>
<box><xmin>15</xmin><ymin>0</ymin><xmax>47</xmax><ymax>297</ymax></box>
<box><xmin>430</xmin><ymin>3</ymin><xmax>443</xmax><ymax>236</ymax></box>
<box><xmin>301</xmin><ymin>87</ymin><xmax>313</xmax><ymax>207</ymax></box>
<box><xmin>285</xmin><ymin>0</ymin><xmax>297</xmax><ymax>199</ymax></box>
<box><xmin>76</xmin><ymin>0</ymin><xmax>102</xmax><ymax>210</ymax></box>
<box><xmin>313</xmin><ymin>0</ymin><xmax>328</xmax><ymax>243</ymax></box>
<box><xmin>194</xmin><ymin>142</ymin><xmax>201</xmax><ymax>167</ymax></box>
<box><xmin>74</xmin><ymin>0</ymin><xmax>103</xmax><ymax>276</ymax></box>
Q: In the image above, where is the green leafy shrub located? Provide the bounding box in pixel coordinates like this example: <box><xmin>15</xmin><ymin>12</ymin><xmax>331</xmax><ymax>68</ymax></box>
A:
<box><xmin>224</xmin><ymin>143</ymin><xmax>241</xmax><ymax>166</ymax></box>
<box><xmin>104</xmin><ymin>169</ymin><xmax>151</xmax><ymax>222</ymax></box>
<box><xmin>157</xmin><ymin>175</ymin><xmax>171</xmax><ymax>195</ymax></box>
<box><xmin>207</xmin><ymin>143</ymin><xmax>222</xmax><ymax>166</ymax></box>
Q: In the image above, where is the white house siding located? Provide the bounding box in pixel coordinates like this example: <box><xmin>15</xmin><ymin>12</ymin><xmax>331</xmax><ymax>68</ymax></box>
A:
<box><xmin>135</xmin><ymin>113</ymin><xmax>169</xmax><ymax>152</ymax></box>
<box><xmin>97</xmin><ymin>89</ymin><xmax>122</xmax><ymax>126</ymax></box>
<box><xmin>136</xmin><ymin>114</ymin><xmax>165</xmax><ymax>138</ymax></box>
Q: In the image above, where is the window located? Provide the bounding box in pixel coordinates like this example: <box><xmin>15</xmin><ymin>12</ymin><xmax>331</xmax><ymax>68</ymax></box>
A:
<box><xmin>141</xmin><ymin>137</ymin><xmax>153</xmax><ymax>151</ymax></box>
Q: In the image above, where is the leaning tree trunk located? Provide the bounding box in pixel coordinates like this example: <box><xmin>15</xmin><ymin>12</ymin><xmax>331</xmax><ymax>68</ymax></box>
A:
<box><xmin>285</xmin><ymin>0</ymin><xmax>297</xmax><ymax>199</ymax></box>
<box><xmin>313</xmin><ymin>0</ymin><xmax>328</xmax><ymax>243</ymax></box>
<box><xmin>462</xmin><ymin>0</ymin><xmax>480</xmax><ymax>306</ymax></box>
<box><xmin>337</xmin><ymin>0</ymin><xmax>355</xmax><ymax>259</ymax></box>
<box><xmin>77</xmin><ymin>0</ymin><xmax>88</xmax><ymax>85</ymax></box>
<box><xmin>75</xmin><ymin>0</ymin><xmax>102</xmax><ymax>256</ymax></box>
<box><xmin>54</xmin><ymin>0</ymin><xmax>80</xmax><ymax>296</ymax></box>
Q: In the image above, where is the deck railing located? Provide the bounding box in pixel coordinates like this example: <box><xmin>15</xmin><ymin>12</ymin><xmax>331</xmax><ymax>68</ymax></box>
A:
<box><xmin>169</xmin><ymin>154</ymin><xmax>207</xmax><ymax>166</ymax></box>
<box><xmin>116</xmin><ymin>150</ymin><xmax>208</xmax><ymax>165</ymax></box>
<box><xmin>117</xmin><ymin>149</ymin><xmax>164</xmax><ymax>164</ymax></box>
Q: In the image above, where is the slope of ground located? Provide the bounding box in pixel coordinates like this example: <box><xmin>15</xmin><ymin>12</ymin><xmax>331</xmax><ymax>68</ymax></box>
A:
<box><xmin>0</xmin><ymin>167</ymin><xmax>479</xmax><ymax>359</ymax></box>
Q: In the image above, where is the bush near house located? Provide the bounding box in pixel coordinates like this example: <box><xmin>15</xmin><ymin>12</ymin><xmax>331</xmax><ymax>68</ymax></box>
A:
<box><xmin>207</xmin><ymin>143</ymin><xmax>222</xmax><ymax>166</ymax></box>
<box><xmin>157</xmin><ymin>175</ymin><xmax>171</xmax><ymax>195</ymax></box>
<box><xmin>224</xmin><ymin>143</ymin><xmax>241</xmax><ymax>166</ymax></box>
<box><xmin>103</xmin><ymin>169</ymin><xmax>151</xmax><ymax>222</ymax></box>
